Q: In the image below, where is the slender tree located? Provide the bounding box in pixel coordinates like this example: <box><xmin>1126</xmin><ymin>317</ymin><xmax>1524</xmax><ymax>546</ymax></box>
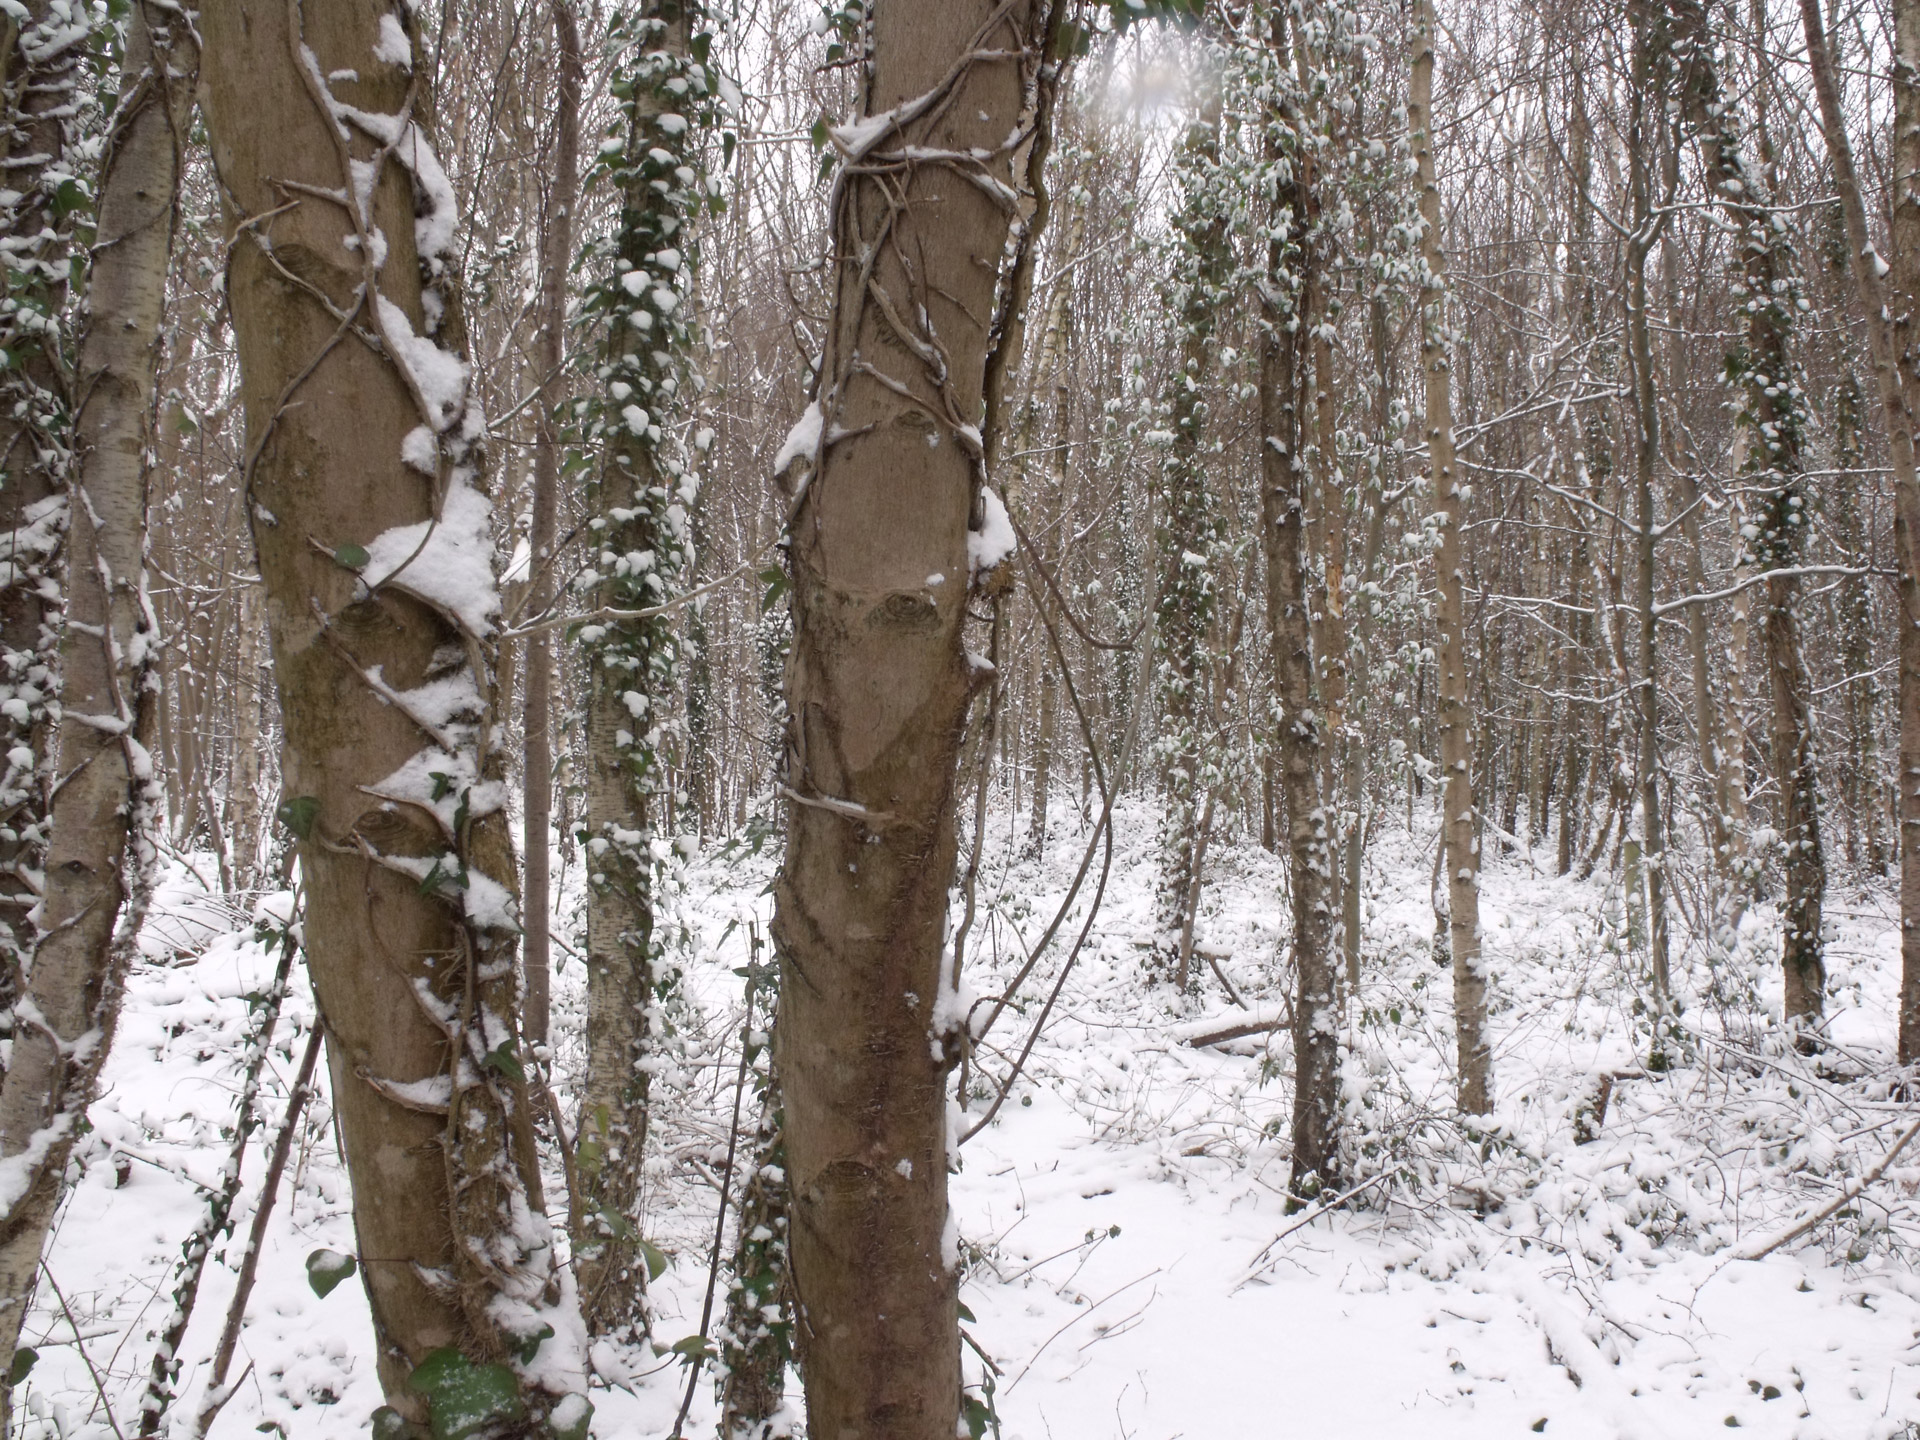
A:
<box><xmin>1412</xmin><ymin>0</ymin><xmax>1490</xmax><ymax>1112</ymax></box>
<box><xmin>0</xmin><ymin>2</ymin><xmax>188</xmax><ymax>1408</ymax></box>
<box><xmin>1800</xmin><ymin>0</ymin><xmax>1920</xmax><ymax>1060</ymax></box>
<box><xmin>571</xmin><ymin>0</ymin><xmax>716</xmax><ymax>1338</ymax></box>
<box><xmin>522</xmin><ymin>0</ymin><xmax>582</xmax><ymax>1053</ymax></box>
<box><xmin>1624</xmin><ymin>0</ymin><xmax>1674</xmax><ymax>1012</ymax></box>
<box><xmin>1150</xmin><ymin>68</ymin><xmax>1226</xmax><ymax>988</ymax></box>
<box><xmin>1249</xmin><ymin>4</ymin><xmax>1342</xmax><ymax>1193</ymax></box>
<box><xmin>1671</xmin><ymin>0</ymin><xmax>1826</xmax><ymax>1033</ymax></box>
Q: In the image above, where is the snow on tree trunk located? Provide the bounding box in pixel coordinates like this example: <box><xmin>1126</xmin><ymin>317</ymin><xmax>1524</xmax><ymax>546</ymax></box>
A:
<box><xmin>1672</xmin><ymin>0</ymin><xmax>1827</xmax><ymax>1036</ymax></box>
<box><xmin>1250</xmin><ymin>3</ymin><xmax>1342</xmax><ymax>1194</ymax></box>
<box><xmin>1149</xmin><ymin>77</ymin><xmax>1225</xmax><ymax>991</ymax></box>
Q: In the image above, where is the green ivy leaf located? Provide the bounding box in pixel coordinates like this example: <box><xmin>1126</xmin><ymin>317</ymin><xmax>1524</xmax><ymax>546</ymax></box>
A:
<box><xmin>667</xmin><ymin>1335</ymin><xmax>715</xmax><ymax>1360</ymax></box>
<box><xmin>305</xmin><ymin>1248</ymin><xmax>358</xmax><ymax>1299</ymax></box>
<box><xmin>407</xmin><ymin>1349</ymin><xmax>525</xmax><ymax>1440</ymax></box>
<box><xmin>275</xmin><ymin>796</ymin><xmax>320</xmax><ymax>840</ymax></box>
<box><xmin>481</xmin><ymin>1042</ymin><xmax>525</xmax><ymax>1083</ymax></box>
<box><xmin>638</xmin><ymin>1235</ymin><xmax>670</xmax><ymax>1282</ymax></box>
<box><xmin>514</xmin><ymin>1323</ymin><xmax>555</xmax><ymax>1367</ymax></box>
<box><xmin>8</xmin><ymin>1347</ymin><xmax>36</xmax><ymax>1387</ymax></box>
<box><xmin>333</xmin><ymin>542</ymin><xmax>370</xmax><ymax>571</ymax></box>
<box><xmin>50</xmin><ymin>177</ymin><xmax>87</xmax><ymax>219</ymax></box>
<box><xmin>758</xmin><ymin>564</ymin><xmax>788</xmax><ymax>614</ymax></box>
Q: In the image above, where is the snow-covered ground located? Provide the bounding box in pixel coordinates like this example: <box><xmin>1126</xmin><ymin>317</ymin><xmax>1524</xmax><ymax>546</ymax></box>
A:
<box><xmin>21</xmin><ymin>801</ymin><xmax>1920</xmax><ymax>1439</ymax></box>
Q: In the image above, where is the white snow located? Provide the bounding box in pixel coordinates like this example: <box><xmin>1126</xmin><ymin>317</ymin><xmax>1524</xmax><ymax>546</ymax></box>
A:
<box><xmin>773</xmin><ymin>401</ymin><xmax>823</xmax><ymax>477</ymax></box>
<box><xmin>27</xmin><ymin>799</ymin><xmax>1920</xmax><ymax>1440</ymax></box>
<box><xmin>372</xmin><ymin>13</ymin><xmax>412</xmax><ymax>69</ymax></box>
<box><xmin>969</xmin><ymin>486</ymin><xmax>1016</xmax><ymax>574</ymax></box>
<box><xmin>374</xmin><ymin>294</ymin><xmax>469</xmax><ymax>431</ymax></box>
<box><xmin>359</xmin><ymin>475</ymin><xmax>502</xmax><ymax>636</ymax></box>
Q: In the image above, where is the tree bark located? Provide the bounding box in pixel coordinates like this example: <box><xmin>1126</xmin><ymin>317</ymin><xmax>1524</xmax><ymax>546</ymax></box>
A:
<box><xmin>772</xmin><ymin>4</ymin><xmax>1046</xmax><ymax>1435</ymax></box>
<box><xmin>200</xmin><ymin>2</ymin><xmax>584</xmax><ymax>1426</ymax></box>
<box><xmin>1021</xmin><ymin>190</ymin><xmax>1082</xmax><ymax>862</ymax></box>
<box><xmin>0</xmin><ymin>0</ymin><xmax>85</xmax><ymax>1047</ymax></box>
<box><xmin>1258</xmin><ymin>11</ymin><xmax>1339</xmax><ymax>1197</ymax></box>
<box><xmin>1150</xmin><ymin>86</ymin><xmax>1226</xmax><ymax>987</ymax></box>
<box><xmin>1802</xmin><ymin>0</ymin><xmax>1920</xmax><ymax>1056</ymax></box>
<box><xmin>0</xmin><ymin>3</ymin><xmax>186</xmax><ymax>1410</ymax></box>
<box><xmin>1901</xmin><ymin>512</ymin><xmax>1920</xmax><ymax>1064</ymax></box>
<box><xmin>574</xmin><ymin>0</ymin><xmax>712</xmax><ymax>1337</ymax></box>
<box><xmin>1413</xmin><ymin>0</ymin><xmax>1489</xmax><ymax>1114</ymax></box>
<box><xmin>1673</xmin><ymin>0</ymin><xmax>1826</xmax><ymax>1032</ymax></box>
<box><xmin>1625</xmin><ymin>0</ymin><xmax>1673</xmax><ymax>1012</ymax></box>
<box><xmin>522</xmin><ymin>0</ymin><xmax>581</xmax><ymax>1054</ymax></box>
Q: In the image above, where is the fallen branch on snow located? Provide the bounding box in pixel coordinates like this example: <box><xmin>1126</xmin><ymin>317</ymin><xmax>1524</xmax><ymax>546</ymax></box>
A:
<box><xmin>1730</xmin><ymin>1112</ymin><xmax>1920</xmax><ymax>1263</ymax></box>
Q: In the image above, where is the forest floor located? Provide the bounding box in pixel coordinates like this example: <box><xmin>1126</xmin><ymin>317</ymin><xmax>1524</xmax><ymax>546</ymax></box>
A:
<box><xmin>19</xmin><ymin>799</ymin><xmax>1920</xmax><ymax>1440</ymax></box>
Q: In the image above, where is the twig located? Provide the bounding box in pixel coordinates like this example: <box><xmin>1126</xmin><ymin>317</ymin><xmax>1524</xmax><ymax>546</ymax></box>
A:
<box><xmin>192</xmin><ymin>1022</ymin><xmax>325</xmax><ymax>1439</ymax></box>
<box><xmin>502</xmin><ymin>540</ymin><xmax>776</xmax><ymax>639</ymax></box>
<box><xmin>1003</xmin><ymin>1269</ymin><xmax>1160</xmax><ymax>1394</ymax></box>
<box><xmin>533</xmin><ymin>1068</ymin><xmax>582</xmax><ymax>1240</ymax></box>
<box><xmin>1234</xmin><ymin>1172</ymin><xmax>1395</xmax><ymax>1289</ymax></box>
<box><xmin>141</xmin><ymin>884</ymin><xmax>305</xmax><ymax>1436</ymax></box>
<box><xmin>668</xmin><ymin>967</ymin><xmax>759</xmax><ymax>1440</ymax></box>
<box><xmin>40</xmin><ymin>1261</ymin><xmax>127</xmax><ymax>1440</ymax></box>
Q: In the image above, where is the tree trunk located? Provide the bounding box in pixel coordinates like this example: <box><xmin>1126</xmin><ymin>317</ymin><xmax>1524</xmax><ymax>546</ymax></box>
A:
<box><xmin>575</xmin><ymin>1</ymin><xmax>713</xmax><ymax>1336</ymax></box>
<box><xmin>1342</xmin><ymin>282</ymin><xmax>1398</xmax><ymax>991</ymax></box>
<box><xmin>1258</xmin><ymin>11</ymin><xmax>1339</xmax><ymax>1198</ymax></box>
<box><xmin>1674</xmin><ymin>0</ymin><xmax>1826</xmax><ymax>1032</ymax></box>
<box><xmin>1413</xmin><ymin>0</ymin><xmax>1489</xmax><ymax>1114</ymax></box>
<box><xmin>0</xmin><ymin>4</ymin><xmax>186</xmax><ymax>1409</ymax></box>
<box><xmin>772</xmin><ymin>4</ymin><xmax>1046</xmax><ymax>1436</ymax></box>
<box><xmin>1901</xmin><ymin>513</ymin><xmax>1920</xmax><ymax>1063</ymax></box>
<box><xmin>1803</xmin><ymin>0</ymin><xmax>1920</xmax><ymax>1055</ymax></box>
<box><xmin>200</xmin><ymin>3</ymin><xmax>585</xmax><ymax>1427</ymax></box>
<box><xmin>1625</xmin><ymin>0</ymin><xmax>1672</xmax><ymax>1011</ymax></box>
<box><xmin>1150</xmin><ymin>86</ymin><xmax>1226</xmax><ymax>987</ymax></box>
<box><xmin>229</xmin><ymin>582</ymin><xmax>267</xmax><ymax>885</ymax></box>
<box><xmin>1307</xmin><ymin>180</ymin><xmax>1351</xmax><ymax>994</ymax></box>
<box><xmin>1023</xmin><ymin>191</ymin><xmax>1082</xmax><ymax>862</ymax></box>
<box><xmin>0</xmin><ymin>0</ymin><xmax>86</xmax><ymax>1046</ymax></box>
<box><xmin>522</xmin><ymin>0</ymin><xmax>581</xmax><ymax>1054</ymax></box>
<box><xmin>1829</xmin><ymin>376</ymin><xmax>1887</xmax><ymax>871</ymax></box>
